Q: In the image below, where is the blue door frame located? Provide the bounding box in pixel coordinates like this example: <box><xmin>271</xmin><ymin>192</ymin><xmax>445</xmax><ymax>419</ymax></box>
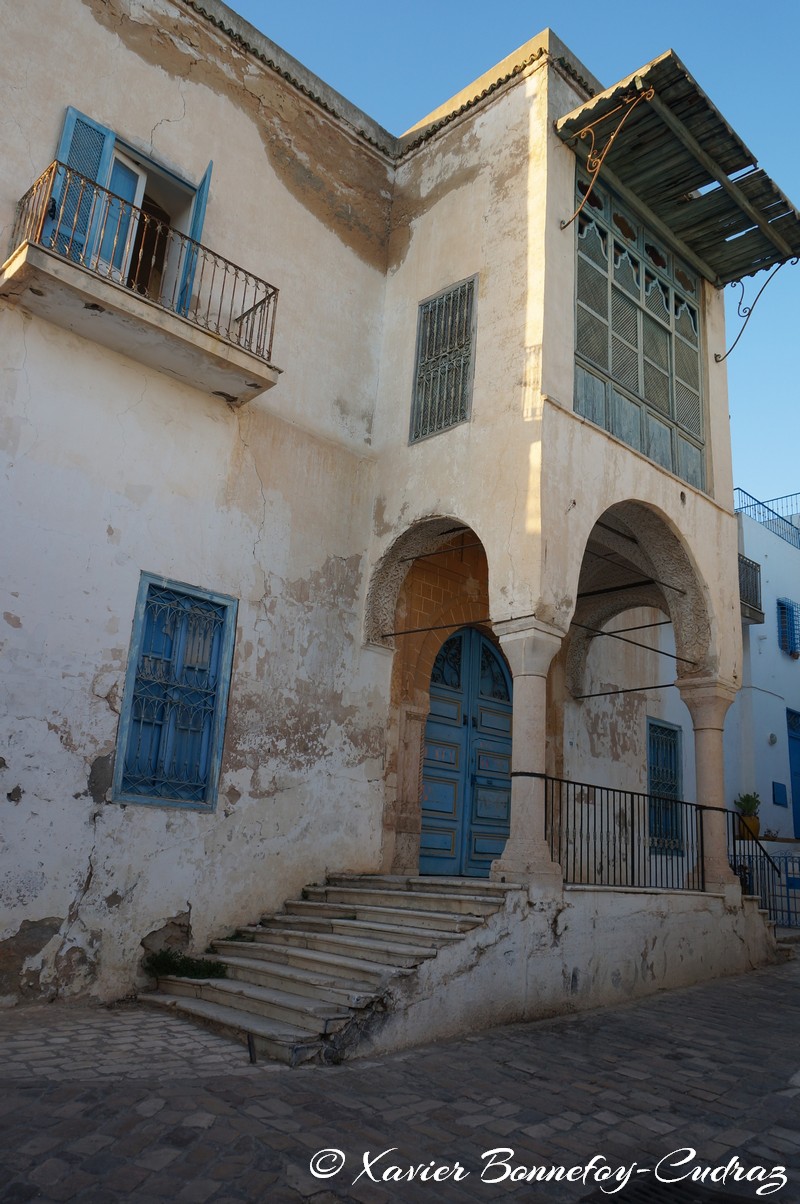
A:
<box><xmin>788</xmin><ymin>709</ymin><xmax>800</xmax><ymax>839</ymax></box>
<box><xmin>419</xmin><ymin>628</ymin><xmax>512</xmax><ymax>877</ymax></box>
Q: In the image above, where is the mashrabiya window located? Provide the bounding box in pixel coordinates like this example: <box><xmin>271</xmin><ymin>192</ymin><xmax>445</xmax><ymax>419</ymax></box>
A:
<box><xmin>112</xmin><ymin>574</ymin><xmax>237</xmax><ymax>809</ymax></box>
<box><xmin>573</xmin><ymin>177</ymin><xmax>705</xmax><ymax>491</ymax></box>
<box><xmin>410</xmin><ymin>277</ymin><xmax>477</xmax><ymax>443</ymax></box>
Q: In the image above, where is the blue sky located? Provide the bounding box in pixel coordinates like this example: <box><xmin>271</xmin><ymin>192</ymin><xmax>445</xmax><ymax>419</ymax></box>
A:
<box><xmin>231</xmin><ymin>0</ymin><xmax>799</xmax><ymax>505</ymax></box>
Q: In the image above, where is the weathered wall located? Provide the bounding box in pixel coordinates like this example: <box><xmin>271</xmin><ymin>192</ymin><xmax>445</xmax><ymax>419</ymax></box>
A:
<box><xmin>556</xmin><ymin>606</ymin><xmax>697</xmax><ymax>796</ymax></box>
<box><xmin>0</xmin><ymin>0</ymin><xmax>394</xmax><ymax>1002</ymax></box>
<box><xmin>363</xmin><ymin>886</ymin><xmax>776</xmax><ymax>1058</ymax></box>
<box><xmin>724</xmin><ymin>513</ymin><xmax>800</xmax><ymax>836</ymax></box>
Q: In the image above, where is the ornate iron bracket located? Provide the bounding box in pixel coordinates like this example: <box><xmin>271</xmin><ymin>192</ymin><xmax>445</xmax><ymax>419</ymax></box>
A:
<box><xmin>715</xmin><ymin>258</ymin><xmax>798</xmax><ymax>363</ymax></box>
<box><xmin>560</xmin><ymin>85</ymin><xmax>655</xmax><ymax>230</ymax></box>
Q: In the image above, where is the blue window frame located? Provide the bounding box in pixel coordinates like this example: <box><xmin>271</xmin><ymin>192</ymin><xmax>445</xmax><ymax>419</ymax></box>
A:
<box><xmin>44</xmin><ymin>107</ymin><xmax>211</xmax><ymax>312</ymax></box>
<box><xmin>113</xmin><ymin>574</ymin><xmax>237</xmax><ymax>809</ymax></box>
<box><xmin>777</xmin><ymin>598</ymin><xmax>800</xmax><ymax>657</ymax></box>
<box><xmin>647</xmin><ymin>718</ymin><xmax>684</xmax><ymax>853</ymax></box>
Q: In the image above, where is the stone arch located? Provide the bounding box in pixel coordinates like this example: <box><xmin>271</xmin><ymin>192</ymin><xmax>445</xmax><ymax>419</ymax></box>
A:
<box><xmin>564</xmin><ymin>500</ymin><xmax>713</xmax><ymax>700</ymax></box>
<box><xmin>369</xmin><ymin>518</ymin><xmax>497</xmax><ymax>873</ymax></box>
<box><xmin>364</xmin><ymin>516</ymin><xmax>479</xmax><ymax>647</ymax></box>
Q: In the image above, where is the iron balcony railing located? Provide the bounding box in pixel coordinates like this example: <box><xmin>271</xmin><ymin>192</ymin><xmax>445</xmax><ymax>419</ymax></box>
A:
<box><xmin>725</xmin><ymin>811</ymin><xmax>784</xmax><ymax>923</ymax></box>
<box><xmin>760</xmin><ymin>493</ymin><xmax>800</xmax><ymax>523</ymax></box>
<box><xmin>734</xmin><ymin>488</ymin><xmax>800</xmax><ymax>552</ymax></box>
<box><xmin>10</xmin><ymin>161</ymin><xmax>278</xmax><ymax>364</ymax></box>
<box><xmin>738</xmin><ymin>553</ymin><xmax>763</xmax><ymax>612</ymax></box>
<box><xmin>543</xmin><ymin>774</ymin><xmax>705</xmax><ymax>891</ymax></box>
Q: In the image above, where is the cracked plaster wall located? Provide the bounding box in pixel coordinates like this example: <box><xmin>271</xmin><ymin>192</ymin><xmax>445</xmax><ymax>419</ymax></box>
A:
<box><xmin>360</xmin><ymin>887</ymin><xmax>776</xmax><ymax>1058</ymax></box>
<box><xmin>0</xmin><ymin>0</ymin><xmax>398</xmax><ymax>1001</ymax></box>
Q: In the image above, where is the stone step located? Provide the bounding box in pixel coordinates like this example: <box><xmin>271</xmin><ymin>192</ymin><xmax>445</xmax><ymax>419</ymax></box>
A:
<box><xmin>280</xmin><ymin>899</ymin><xmax>482</xmax><ymax>933</ymax></box>
<box><xmin>139</xmin><ymin>992</ymin><xmax>323</xmax><ymax>1066</ymax></box>
<box><xmin>325</xmin><ymin>873</ymin><xmax>520</xmax><ymax>898</ymax></box>
<box><xmin>238</xmin><ymin>925</ymin><xmax>440</xmax><ymax>967</ymax></box>
<box><xmin>302</xmin><ymin>885</ymin><xmax>500</xmax><ymax>917</ymax></box>
<box><xmin>262</xmin><ymin>912</ymin><xmax>465</xmax><ymax>948</ymax></box>
<box><xmin>156</xmin><ymin>976</ymin><xmax>353</xmax><ymax>1035</ymax></box>
<box><xmin>212</xmin><ymin>937</ymin><xmax>405</xmax><ymax>986</ymax></box>
<box><xmin>218</xmin><ymin>954</ymin><xmax>379</xmax><ymax>1008</ymax></box>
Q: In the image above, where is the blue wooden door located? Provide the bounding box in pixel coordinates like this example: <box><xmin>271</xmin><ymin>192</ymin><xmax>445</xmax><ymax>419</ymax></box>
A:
<box><xmin>420</xmin><ymin>628</ymin><xmax>512</xmax><ymax>877</ymax></box>
<box><xmin>788</xmin><ymin>710</ymin><xmax>800</xmax><ymax>839</ymax></box>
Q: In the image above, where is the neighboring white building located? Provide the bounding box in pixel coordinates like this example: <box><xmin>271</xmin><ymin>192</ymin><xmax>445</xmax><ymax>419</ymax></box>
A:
<box><xmin>2</xmin><ymin>0</ymin><xmax>799</xmax><ymax>1043</ymax></box>
<box><xmin>725</xmin><ymin>491</ymin><xmax>800</xmax><ymax>839</ymax></box>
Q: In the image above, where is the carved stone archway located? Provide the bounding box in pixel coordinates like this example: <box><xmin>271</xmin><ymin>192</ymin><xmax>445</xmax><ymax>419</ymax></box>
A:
<box><xmin>364</xmin><ymin>519</ymin><xmax>494</xmax><ymax>873</ymax></box>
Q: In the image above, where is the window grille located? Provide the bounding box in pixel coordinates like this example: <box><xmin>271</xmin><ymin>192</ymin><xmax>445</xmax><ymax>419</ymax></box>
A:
<box><xmin>777</xmin><ymin>598</ymin><xmax>800</xmax><ymax>658</ymax></box>
<box><xmin>410</xmin><ymin>277</ymin><xmax>477</xmax><ymax>442</ymax></box>
<box><xmin>574</xmin><ymin>177</ymin><xmax>705</xmax><ymax>490</ymax></box>
<box><xmin>113</xmin><ymin>575</ymin><xmax>237</xmax><ymax>808</ymax></box>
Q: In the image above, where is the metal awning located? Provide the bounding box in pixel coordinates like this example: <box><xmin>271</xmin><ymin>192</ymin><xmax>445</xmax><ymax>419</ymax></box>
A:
<box><xmin>555</xmin><ymin>50</ymin><xmax>800</xmax><ymax>286</ymax></box>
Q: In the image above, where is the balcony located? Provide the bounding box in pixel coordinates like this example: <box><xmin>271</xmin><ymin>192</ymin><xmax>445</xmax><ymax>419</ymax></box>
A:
<box><xmin>738</xmin><ymin>553</ymin><xmax>765</xmax><ymax>625</ymax></box>
<box><xmin>0</xmin><ymin>162</ymin><xmax>281</xmax><ymax>405</ymax></box>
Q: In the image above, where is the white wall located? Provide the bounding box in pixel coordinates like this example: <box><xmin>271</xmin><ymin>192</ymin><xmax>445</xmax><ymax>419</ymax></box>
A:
<box><xmin>725</xmin><ymin>512</ymin><xmax>800</xmax><ymax>836</ymax></box>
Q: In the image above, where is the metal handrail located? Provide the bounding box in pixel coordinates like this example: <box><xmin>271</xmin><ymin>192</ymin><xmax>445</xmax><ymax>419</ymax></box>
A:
<box><xmin>725</xmin><ymin>809</ymin><xmax>783</xmax><ymax>921</ymax></box>
<box><xmin>760</xmin><ymin>493</ymin><xmax>800</xmax><ymax>521</ymax></box>
<box><xmin>10</xmin><ymin>161</ymin><xmax>278</xmax><ymax>364</ymax></box>
<box><xmin>734</xmin><ymin>488</ymin><xmax>800</xmax><ymax>552</ymax></box>
<box><xmin>542</xmin><ymin>773</ymin><xmax>705</xmax><ymax>891</ymax></box>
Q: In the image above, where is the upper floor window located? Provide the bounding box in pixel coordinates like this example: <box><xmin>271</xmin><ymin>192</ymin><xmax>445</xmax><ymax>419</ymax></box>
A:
<box><xmin>573</xmin><ymin>178</ymin><xmax>705</xmax><ymax>491</ymax></box>
<box><xmin>777</xmin><ymin>598</ymin><xmax>800</xmax><ymax>659</ymax></box>
<box><xmin>113</xmin><ymin>574</ymin><xmax>237</xmax><ymax>809</ymax></box>
<box><xmin>410</xmin><ymin>277</ymin><xmax>477</xmax><ymax>443</ymax></box>
<box><xmin>45</xmin><ymin>106</ymin><xmax>211</xmax><ymax>310</ymax></box>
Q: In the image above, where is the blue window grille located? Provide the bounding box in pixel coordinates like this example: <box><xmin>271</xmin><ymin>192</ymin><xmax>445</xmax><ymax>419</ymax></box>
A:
<box><xmin>777</xmin><ymin>598</ymin><xmax>800</xmax><ymax>657</ymax></box>
<box><xmin>113</xmin><ymin>575</ymin><xmax>237</xmax><ymax>809</ymax></box>
<box><xmin>647</xmin><ymin>719</ymin><xmax>684</xmax><ymax>852</ymax></box>
<box><xmin>410</xmin><ymin>277</ymin><xmax>477</xmax><ymax>442</ymax></box>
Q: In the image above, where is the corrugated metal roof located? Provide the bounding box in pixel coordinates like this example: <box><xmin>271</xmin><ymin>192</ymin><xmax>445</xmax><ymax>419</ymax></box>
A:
<box><xmin>555</xmin><ymin>50</ymin><xmax>800</xmax><ymax>286</ymax></box>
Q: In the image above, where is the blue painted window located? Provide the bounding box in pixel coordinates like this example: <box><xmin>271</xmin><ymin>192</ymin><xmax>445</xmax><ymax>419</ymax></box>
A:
<box><xmin>46</xmin><ymin>107</ymin><xmax>211</xmax><ymax>303</ymax></box>
<box><xmin>410</xmin><ymin>277</ymin><xmax>477</xmax><ymax>442</ymax></box>
<box><xmin>113</xmin><ymin>574</ymin><xmax>237</xmax><ymax>809</ymax></box>
<box><xmin>574</xmin><ymin>176</ymin><xmax>705</xmax><ymax>491</ymax></box>
<box><xmin>777</xmin><ymin>598</ymin><xmax>800</xmax><ymax>657</ymax></box>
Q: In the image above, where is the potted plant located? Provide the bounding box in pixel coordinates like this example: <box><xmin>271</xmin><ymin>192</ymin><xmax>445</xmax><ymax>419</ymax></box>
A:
<box><xmin>734</xmin><ymin>791</ymin><xmax>761</xmax><ymax>840</ymax></box>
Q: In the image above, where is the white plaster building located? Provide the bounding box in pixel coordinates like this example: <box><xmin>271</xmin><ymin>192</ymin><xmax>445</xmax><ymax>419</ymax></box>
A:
<box><xmin>2</xmin><ymin>0</ymin><xmax>799</xmax><ymax>1055</ymax></box>
<box><xmin>726</xmin><ymin>491</ymin><xmax>800</xmax><ymax>839</ymax></box>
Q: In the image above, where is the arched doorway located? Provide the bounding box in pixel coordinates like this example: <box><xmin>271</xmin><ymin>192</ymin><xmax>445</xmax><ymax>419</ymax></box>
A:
<box><xmin>420</xmin><ymin>627</ymin><xmax>512</xmax><ymax>877</ymax></box>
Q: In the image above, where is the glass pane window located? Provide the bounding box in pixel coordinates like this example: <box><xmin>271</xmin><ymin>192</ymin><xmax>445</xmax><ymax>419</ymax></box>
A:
<box><xmin>573</xmin><ymin>176</ymin><xmax>705</xmax><ymax>490</ymax></box>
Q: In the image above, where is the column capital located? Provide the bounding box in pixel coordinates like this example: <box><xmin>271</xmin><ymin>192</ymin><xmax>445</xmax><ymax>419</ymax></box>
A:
<box><xmin>493</xmin><ymin>620</ymin><xmax>564</xmax><ymax>678</ymax></box>
<box><xmin>677</xmin><ymin>676</ymin><xmax>738</xmax><ymax>729</ymax></box>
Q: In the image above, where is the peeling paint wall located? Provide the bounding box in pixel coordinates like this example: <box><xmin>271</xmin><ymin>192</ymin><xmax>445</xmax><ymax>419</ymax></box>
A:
<box><xmin>0</xmin><ymin>0</ymin><xmax>394</xmax><ymax>1002</ymax></box>
<box><xmin>363</xmin><ymin>887</ymin><xmax>776</xmax><ymax>1058</ymax></box>
<box><xmin>1</xmin><ymin>2</ymin><xmax>750</xmax><ymax>1005</ymax></box>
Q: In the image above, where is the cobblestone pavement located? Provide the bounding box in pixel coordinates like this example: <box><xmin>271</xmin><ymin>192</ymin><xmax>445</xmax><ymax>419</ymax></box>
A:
<box><xmin>1</xmin><ymin>961</ymin><xmax>799</xmax><ymax>1204</ymax></box>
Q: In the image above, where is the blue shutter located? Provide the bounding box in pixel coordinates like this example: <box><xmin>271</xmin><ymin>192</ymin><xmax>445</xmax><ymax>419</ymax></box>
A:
<box><xmin>114</xmin><ymin>575</ymin><xmax>237</xmax><ymax>809</ymax></box>
<box><xmin>45</xmin><ymin>107</ymin><xmax>115</xmax><ymax>259</ymax></box>
<box><xmin>177</xmin><ymin>161</ymin><xmax>212</xmax><ymax>316</ymax></box>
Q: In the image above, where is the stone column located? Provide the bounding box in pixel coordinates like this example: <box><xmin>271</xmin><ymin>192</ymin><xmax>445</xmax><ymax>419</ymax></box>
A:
<box><xmin>678</xmin><ymin>677</ymin><xmax>740</xmax><ymax>899</ymax></box>
<box><xmin>490</xmin><ymin>620</ymin><xmax>564</xmax><ymax>892</ymax></box>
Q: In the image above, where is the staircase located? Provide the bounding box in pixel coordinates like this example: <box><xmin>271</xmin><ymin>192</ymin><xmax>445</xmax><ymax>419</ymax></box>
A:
<box><xmin>140</xmin><ymin>874</ymin><xmax>520</xmax><ymax>1066</ymax></box>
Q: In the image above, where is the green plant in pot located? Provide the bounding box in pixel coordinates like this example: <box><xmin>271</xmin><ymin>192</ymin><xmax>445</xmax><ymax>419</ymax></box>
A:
<box><xmin>734</xmin><ymin>791</ymin><xmax>761</xmax><ymax>840</ymax></box>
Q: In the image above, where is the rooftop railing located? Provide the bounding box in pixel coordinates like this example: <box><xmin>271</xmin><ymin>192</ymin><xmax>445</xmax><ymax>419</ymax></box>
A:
<box><xmin>734</xmin><ymin>488</ymin><xmax>800</xmax><ymax>552</ymax></box>
<box><xmin>10</xmin><ymin>161</ymin><xmax>278</xmax><ymax>364</ymax></box>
